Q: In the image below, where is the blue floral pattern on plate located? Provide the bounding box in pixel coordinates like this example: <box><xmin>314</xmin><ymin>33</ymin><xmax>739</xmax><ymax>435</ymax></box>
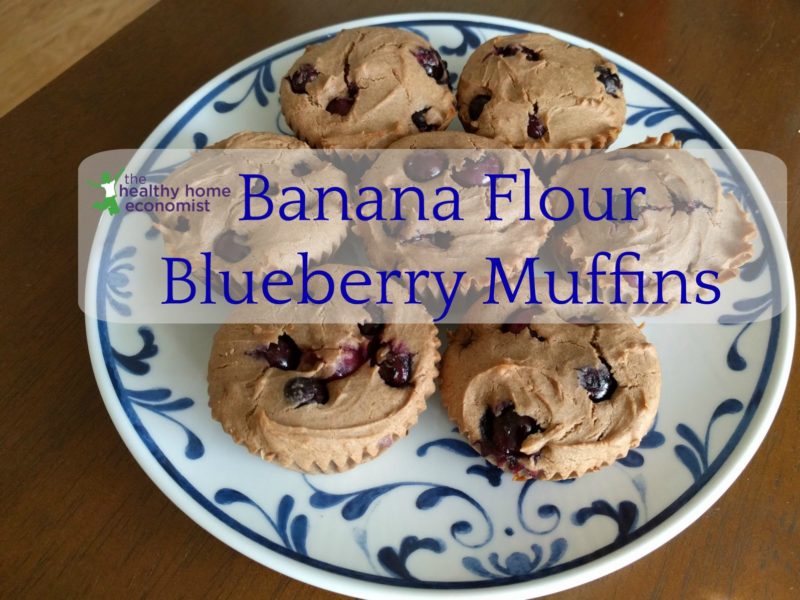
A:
<box><xmin>87</xmin><ymin>15</ymin><xmax>789</xmax><ymax>594</ymax></box>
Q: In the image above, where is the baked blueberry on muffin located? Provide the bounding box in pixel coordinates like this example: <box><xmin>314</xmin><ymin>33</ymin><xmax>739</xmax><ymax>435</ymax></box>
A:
<box><xmin>280</xmin><ymin>27</ymin><xmax>457</xmax><ymax>148</ymax></box>
<box><xmin>207</xmin><ymin>265</ymin><xmax>440</xmax><ymax>473</ymax></box>
<box><xmin>441</xmin><ymin>300</ymin><xmax>661</xmax><ymax>480</ymax></box>
<box><xmin>457</xmin><ymin>32</ymin><xmax>626</xmax><ymax>148</ymax></box>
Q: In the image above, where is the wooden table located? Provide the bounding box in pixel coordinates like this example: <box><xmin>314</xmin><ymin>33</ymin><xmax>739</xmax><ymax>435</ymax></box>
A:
<box><xmin>1</xmin><ymin>0</ymin><xmax>797</xmax><ymax>597</ymax></box>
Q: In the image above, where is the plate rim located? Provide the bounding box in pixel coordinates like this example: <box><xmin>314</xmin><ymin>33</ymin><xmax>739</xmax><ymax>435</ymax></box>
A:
<box><xmin>85</xmin><ymin>11</ymin><xmax>796</xmax><ymax>599</ymax></box>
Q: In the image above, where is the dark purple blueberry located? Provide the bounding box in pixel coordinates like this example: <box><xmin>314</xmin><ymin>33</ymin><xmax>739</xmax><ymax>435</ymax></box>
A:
<box><xmin>451</xmin><ymin>153</ymin><xmax>502</xmax><ymax>187</ymax></box>
<box><xmin>527</xmin><ymin>103</ymin><xmax>547</xmax><ymax>140</ymax></box>
<box><xmin>403</xmin><ymin>230</ymin><xmax>454</xmax><ymax>249</ymax></box>
<box><xmin>431</xmin><ymin>231</ymin><xmax>454</xmax><ymax>249</ymax></box>
<box><xmin>284</xmin><ymin>377</ymin><xmax>329</xmax><ymax>407</ymax></box>
<box><xmin>358</xmin><ymin>322</ymin><xmax>384</xmax><ymax>336</ymax></box>
<box><xmin>520</xmin><ymin>46</ymin><xmax>541</xmax><ymax>61</ymax></box>
<box><xmin>292</xmin><ymin>162</ymin><xmax>312</xmax><ymax>177</ymax></box>
<box><xmin>365</xmin><ymin>332</ymin><xmax>383</xmax><ymax>363</ymax></box>
<box><xmin>468</xmin><ymin>94</ymin><xmax>491</xmax><ymax>121</ymax></box>
<box><xmin>668</xmin><ymin>189</ymin><xmax>707</xmax><ymax>214</ymax></box>
<box><xmin>479</xmin><ymin>404</ymin><xmax>542</xmax><ymax>459</ymax></box>
<box><xmin>412</xmin><ymin>108</ymin><xmax>438</xmax><ymax>132</ymax></box>
<box><xmin>595</xmin><ymin>66</ymin><xmax>622</xmax><ymax>98</ymax></box>
<box><xmin>378</xmin><ymin>350</ymin><xmax>413</xmax><ymax>387</ymax></box>
<box><xmin>330</xmin><ymin>345</ymin><xmax>367</xmax><ymax>380</ymax></box>
<box><xmin>326</xmin><ymin>96</ymin><xmax>355</xmax><ymax>116</ymax></box>
<box><xmin>412</xmin><ymin>47</ymin><xmax>449</xmax><ymax>85</ymax></box>
<box><xmin>578</xmin><ymin>362</ymin><xmax>618</xmax><ymax>402</ymax></box>
<box><xmin>213</xmin><ymin>230</ymin><xmax>250</xmax><ymax>263</ymax></box>
<box><xmin>175</xmin><ymin>216</ymin><xmax>190</xmax><ymax>232</ymax></box>
<box><xmin>403</xmin><ymin>150</ymin><xmax>448</xmax><ymax>182</ymax></box>
<box><xmin>501</xmin><ymin>322</ymin><xmax>528</xmax><ymax>335</ymax></box>
<box><xmin>326</xmin><ymin>75</ymin><xmax>359</xmax><ymax>115</ymax></box>
<box><xmin>359</xmin><ymin>303</ymin><xmax>385</xmax><ymax>337</ymax></box>
<box><xmin>288</xmin><ymin>64</ymin><xmax>318</xmax><ymax>94</ymax></box>
<box><xmin>493</xmin><ymin>45</ymin><xmax>541</xmax><ymax>61</ymax></box>
<box><xmin>246</xmin><ymin>334</ymin><xmax>301</xmax><ymax>370</ymax></box>
<box><xmin>495</xmin><ymin>45</ymin><xmax>519</xmax><ymax>57</ymax></box>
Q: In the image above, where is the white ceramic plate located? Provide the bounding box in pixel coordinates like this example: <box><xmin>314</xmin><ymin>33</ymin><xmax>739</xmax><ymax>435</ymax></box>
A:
<box><xmin>85</xmin><ymin>13</ymin><xmax>795</xmax><ymax>599</ymax></box>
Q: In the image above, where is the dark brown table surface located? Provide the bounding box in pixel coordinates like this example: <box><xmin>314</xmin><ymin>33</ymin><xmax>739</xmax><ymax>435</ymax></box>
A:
<box><xmin>1</xmin><ymin>0</ymin><xmax>798</xmax><ymax>597</ymax></box>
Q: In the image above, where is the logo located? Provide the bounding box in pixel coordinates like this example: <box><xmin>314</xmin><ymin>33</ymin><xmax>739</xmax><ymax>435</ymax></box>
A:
<box><xmin>88</xmin><ymin>167</ymin><xmax>124</xmax><ymax>215</ymax></box>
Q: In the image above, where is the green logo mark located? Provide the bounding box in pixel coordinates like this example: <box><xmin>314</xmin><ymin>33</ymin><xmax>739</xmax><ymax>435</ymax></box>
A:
<box><xmin>88</xmin><ymin>167</ymin><xmax>125</xmax><ymax>215</ymax></box>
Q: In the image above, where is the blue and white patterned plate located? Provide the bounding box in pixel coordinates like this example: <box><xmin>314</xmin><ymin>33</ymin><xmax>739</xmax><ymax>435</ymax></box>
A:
<box><xmin>85</xmin><ymin>13</ymin><xmax>795</xmax><ymax>598</ymax></box>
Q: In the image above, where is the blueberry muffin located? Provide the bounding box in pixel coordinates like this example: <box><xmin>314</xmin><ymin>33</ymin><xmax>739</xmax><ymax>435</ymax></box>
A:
<box><xmin>208</xmin><ymin>265</ymin><xmax>440</xmax><ymax>473</ymax></box>
<box><xmin>457</xmin><ymin>33</ymin><xmax>626</xmax><ymax>149</ymax></box>
<box><xmin>280</xmin><ymin>27</ymin><xmax>457</xmax><ymax>148</ymax></box>
<box><xmin>352</xmin><ymin>131</ymin><xmax>552</xmax><ymax>298</ymax></box>
<box><xmin>441</xmin><ymin>298</ymin><xmax>661</xmax><ymax>480</ymax></box>
<box><xmin>156</xmin><ymin>132</ymin><xmax>350</xmax><ymax>287</ymax></box>
<box><xmin>551</xmin><ymin>132</ymin><xmax>757</xmax><ymax>314</ymax></box>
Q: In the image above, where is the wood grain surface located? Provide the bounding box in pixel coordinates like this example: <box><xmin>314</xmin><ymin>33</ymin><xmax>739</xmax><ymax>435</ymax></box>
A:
<box><xmin>0</xmin><ymin>0</ymin><xmax>158</xmax><ymax>117</ymax></box>
<box><xmin>0</xmin><ymin>1</ymin><xmax>797</xmax><ymax>598</ymax></box>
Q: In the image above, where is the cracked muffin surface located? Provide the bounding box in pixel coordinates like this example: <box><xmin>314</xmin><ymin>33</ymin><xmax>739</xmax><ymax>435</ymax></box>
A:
<box><xmin>280</xmin><ymin>27</ymin><xmax>456</xmax><ymax>148</ymax></box>
<box><xmin>456</xmin><ymin>32</ymin><xmax>626</xmax><ymax>148</ymax></box>
<box><xmin>551</xmin><ymin>133</ymin><xmax>757</xmax><ymax>314</ymax></box>
<box><xmin>155</xmin><ymin>131</ymin><xmax>350</xmax><ymax>286</ymax></box>
<box><xmin>441</xmin><ymin>302</ymin><xmax>661</xmax><ymax>480</ymax></box>
<box><xmin>207</xmin><ymin>265</ymin><xmax>440</xmax><ymax>474</ymax></box>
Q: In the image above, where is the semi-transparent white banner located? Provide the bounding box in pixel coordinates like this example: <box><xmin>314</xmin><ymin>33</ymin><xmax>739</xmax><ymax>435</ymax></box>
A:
<box><xmin>79</xmin><ymin>147</ymin><xmax>788</xmax><ymax>324</ymax></box>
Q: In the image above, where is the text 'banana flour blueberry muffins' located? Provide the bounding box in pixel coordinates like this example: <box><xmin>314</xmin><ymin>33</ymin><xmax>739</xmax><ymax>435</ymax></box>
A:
<box><xmin>208</xmin><ymin>264</ymin><xmax>440</xmax><ymax>474</ymax></box>
<box><xmin>280</xmin><ymin>27</ymin><xmax>457</xmax><ymax>148</ymax></box>
<box><xmin>441</xmin><ymin>296</ymin><xmax>661</xmax><ymax>480</ymax></box>
<box><xmin>457</xmin><ymin>32</ymin><xmax>626</xmax><ymax>149</ymax></box>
